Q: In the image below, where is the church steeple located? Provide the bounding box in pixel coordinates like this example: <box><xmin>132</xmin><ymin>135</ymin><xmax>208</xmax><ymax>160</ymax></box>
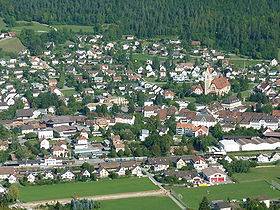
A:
<box><xmin>204</xmin><ymin>66</ymin><xmax>212</xmax><ymax>95</ymax></box>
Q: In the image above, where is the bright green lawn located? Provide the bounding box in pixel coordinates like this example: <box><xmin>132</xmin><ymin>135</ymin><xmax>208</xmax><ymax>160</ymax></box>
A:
<box><xmin>233</xmin><ymin>167</ymin><xmax>280</xmax><ymax>183</ymax></box>
<box><xmin>0</xmin><ymin>37</ymin><xmax>25</xmax><ymax>53</ymax></box>
<box><xmin>230</xmin><ymin>59</ymin><xmax>266</xmax><ymax>68</ymax></box>
<box><xmin>0</xmin><ymin>19</ymin><xmax>50</xmax><ymax>34</ymax></box>
<box><xmin>170</xmin><ymin>181</ymin><xmax>279</xmax><ymax>209</ymax></box>
<box><xmin>61</xmin><ymin>89</ymin><xmax>78</xmax><ymax>96</ymax></box>
<box><xmin>19</xmin><ymin>178</ymin><xmax>158</xmax><ymax>202</ymax></box>
<box><xmin>100</xmin><ymin>196</ymin><xmax>179</xmax><ymax>210</ymax></box>
<box><xmin>132</xmin><ymin>53</ymin><xmax>167</xmax><ymax>62</ymax></box>
<box><xmin>52</xmin><ymin>25</ymin><xmax>93</xmax><ymax>33</ymax></box>
<box><xmin>11</xmin><ymin>21</ymin><xmax>51</xmax><ymax>33</ymax></box>
<box><xmin>185</xmin><ymin>97</ymin><xmax>196</xmax><ymax>103</ymax></box>
<box><xmin>91</xmin><ymin>136</ymin><xmax>105</xmax><ymax>142</ymax></box>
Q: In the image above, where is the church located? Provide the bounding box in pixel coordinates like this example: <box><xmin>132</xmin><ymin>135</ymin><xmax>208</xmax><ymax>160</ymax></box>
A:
<box><xmin>204</xmin><ymin>67</ymin><xmax>231</xmax><ymax>96</ymax></box>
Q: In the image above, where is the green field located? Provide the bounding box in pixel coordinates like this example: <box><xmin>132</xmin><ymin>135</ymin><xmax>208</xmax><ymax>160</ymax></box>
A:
<box><xmin>230</xmin><ymin>59</ymin><xmax>266</xmax><ymax>68</ymax></box>
<box><xmin>11</xmin><ymin>21</ymin><xmax>51</xmax><ymax>33</ymax></box>
<box><xmin>100</xmin><ymin>196</ymin><xmax>179</xmax><ymax>210</ymax></box>
<box><xmin>91</xmin><ymin>136</ymin><xmax>105</xmax><ymax>142</ymax></box>
<box><xmin>233</xmin><ymin>167</ymin><xmax>280</xmax><ymax>183</ymax></box>
<box><xmin>0</xmin><ymin>37</ymin><xmax>25</xmax><ymax>53</ymax></box>
<box><xmin>62</xmin><ymin>89</ymin><xmax>78</xmax><ymax>96</ymax></box>
<box><xmin>185</xmin><ymin>97</ymin><xmax>196</xmax><ymax>103</ymax></box>
<box><xmin>19</xmin><ymin>178</ymin><xmax>158</xmax><ymax>202</ymax></box>
<box><xmin>52</xmin><ymin>25</ymin><xmax>93</xmax><ymax>33</ymax></box>
<box><xmin>132</xmin><ymin>53</ymin><xmax>167</xmax><ymax>62</ymax></box>
<box><xmin>0</xmin><ymin>19</ymin><xmax>51</xmax><ymax>33</ymax></box>
<box><xmin>170</xmin><ymin>181</ymin><xmax>279</xmax><ymax>209</ymax></box>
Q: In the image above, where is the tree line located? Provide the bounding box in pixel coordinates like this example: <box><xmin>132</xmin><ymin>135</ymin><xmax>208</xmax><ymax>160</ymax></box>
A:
<box><xmin>0</xmin><ymin>0</ymin><xmax>279</xmax><ymax>58</ymax></box>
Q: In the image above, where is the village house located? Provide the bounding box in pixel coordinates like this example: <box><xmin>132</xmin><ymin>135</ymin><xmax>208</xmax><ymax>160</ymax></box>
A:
<box><xmin>43</xmin><ymin>172</ymin><xmax>54</xmax><ymax>179</ymax></box>
<box><xmin>81</xmin><ymin>169</ymin><xmax>91</xmax><ymax>177</ymax></box>
<box><xmin>143</xmin><ymin>106</ymin><xmax>158</xmax><ymax>118</ymax></box>
<box><xmin>131</xmin><ymin>166</ymin><xmax>143</xmax><ymax>177</ymax></box>
<box><xmin>201</xmin><ymin>167</ymin><xmax>227</xmax><ymax>184</ymax></box>
<box><xmin>112</xmin><ymin>139</ymin><xmax>125</xmax><ymax>152</ymax></box>
<box><xmin>164</xmin><ymin>170</ymin><xmax>203</xmax><ymax>184</ymax></box>
<box><xmin>96</xmin><ymin>166</ymin><xmax>109</xmax><ymax>178</ymax></box>
<box><xmin>191</xmin><ymin>156</ymin><xmax>208</xmax><ymax>171</ymax></box>
<box><xmin>52</xmin><ymin>145</ymin><xmax>68</xmax><ymax>157</ymax></box>
<box><xmin>40</xmin><ymin>139</ymin><xmax>50</xmax><ymax>150</ymax></box>
<box><xmin>176</xmin><ymin>123</ymin><xmax>209</xmax><ymax>137</ymax></box>
<box><xmin>61</xmin><ymin>170</ymin><xmax>75</xmax><ymax>180</ymax></box>
<box><xmin>27</xmin><ymin>174</ymin><xmax>36</xmax><ymax>183</ymax></box>
<box><xmin>16</xmin><ymin>108</ymin><xmax>40</xmax><ymax>120</ymax></box>
<box><xmin>115</xmin><ymin>114</ymin><xmax>135</xmax><ymax>125</ymax></box>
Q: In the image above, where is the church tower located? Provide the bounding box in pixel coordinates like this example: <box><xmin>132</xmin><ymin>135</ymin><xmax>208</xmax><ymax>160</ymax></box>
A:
<box><xmin>204</xmin><ymin>66</ymin><xmax>212</xmax><ymax>95</ymax></box>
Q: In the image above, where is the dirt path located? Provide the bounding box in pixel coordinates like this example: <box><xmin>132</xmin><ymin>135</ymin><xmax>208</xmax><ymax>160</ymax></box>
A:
<box><xmin>18</xmin><ymin>190</ymin><xmax>168</xmax><ymax>209</ymax></box>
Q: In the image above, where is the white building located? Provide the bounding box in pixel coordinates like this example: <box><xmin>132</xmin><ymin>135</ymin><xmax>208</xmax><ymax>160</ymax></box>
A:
<box><xmin>40</xmin><ymin>139</ymin><xmax>50</xmax><ymax>150</ymax></box>
<box><xmin>219</xmin><ymin>140</ymin><xmax>240</xmax><ymax>152</ymax></box>
<box><xmin>237</xmin><ymin>137</ymin><xmax>280</xmax><ymax>151</ymax></box>
<box><xmin>27</xmin><ymin>174</ymin><xmax>35</xmax><ymax>183</ymax></box>
<box><xmin>38</xmin><ymin>129</ymin><xmax>53</xmax><ymax>139</ymax></box>
<box><xmin>61</xmin><ymin>170</ymin><xmax>75</xmax><ymax>180</ymax></box>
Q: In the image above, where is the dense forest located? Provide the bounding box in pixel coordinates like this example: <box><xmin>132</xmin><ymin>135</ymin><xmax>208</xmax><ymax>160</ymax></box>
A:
<box><xmin>1</xmin><ymin>0</ymin><xmax>280</xmax><ymax>59</ymax></box>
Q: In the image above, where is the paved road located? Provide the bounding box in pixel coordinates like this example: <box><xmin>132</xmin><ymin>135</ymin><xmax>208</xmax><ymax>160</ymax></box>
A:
<box><xmin>17</xmin><ymin>190</ymin><xmax>167</xmax><ymax>209</ymax></box>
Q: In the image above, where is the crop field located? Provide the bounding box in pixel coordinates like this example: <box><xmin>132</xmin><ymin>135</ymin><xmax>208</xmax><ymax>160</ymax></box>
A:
<box><xmin>19</xmin><ymin>178</ymin><xmax>158</xmax><ymax>202</ymax></box>
<box><xmin>100</xmin><ymin>196</ymin><xmax>179</xmax><ymax>210</ymax></box>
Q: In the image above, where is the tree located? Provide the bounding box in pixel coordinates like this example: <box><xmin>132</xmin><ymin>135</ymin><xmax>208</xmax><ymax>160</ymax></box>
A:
<box><xmin>24</xmin><ymin>132</ymin><xmax>37</xmax><ymax>139</ymax></box>
<box><xmin>198</xmin><ymin>196</ymin><xmax>210</xmax><ymax>210</ymax></box>
<box><xmin>124</xmin><ymin>146</ymin><xmax>131</xmax><ymax>156</ymax></box>
<box><xmin>247</xmin><ymin>199</ymin><xmax>268</xmax><ymax>210</ymax></box>
<box><xmin>125</xmin><ymin>169</ymin><xmax>132</xmax><ymax>176</ymax></box>
<box><xmin>128</xmin><ymin>100</ymin><xmax>135</xmax><ymax>114</ymax></box>
<box><xmin>117</xmin><ymin>150</ymin><xmax>124</xmax><ymax>157</ymax></box>
<box><xmin>109</xmin><ymin>172</ymin><xmax>119</xmax><ymax>179</ymax></box>
<box><xmin>192</xmin><ymin>135</ymin><xmax>217</xmax><ymax>152</ymax></box>
<box><xmin>109</xmin><ymin>149</ymin><xmax>117</xmax><ymax>158</ymax></box>
<box><xmin>210</xmin><ymin>124</ymin><xmax>224</xmax><ymax>140</ymax></box>
<box><xmin>187</xmin><ymin>103</ymin><xmax>196</xmax><ymax>111</ymax></box>
<box><xmin>0</xmin><ymin>125</ymin><xmax>11</xmax><ymax>139</ymax></box>
<box><xmin>7</xmin><ymin>185</ymin><xmax>19</xmax><ymax>202</ymax></box>
<box><xmin>81</xmin><ymin>162</ymin><xmax>94</xmax><ymax>172</ymax></box>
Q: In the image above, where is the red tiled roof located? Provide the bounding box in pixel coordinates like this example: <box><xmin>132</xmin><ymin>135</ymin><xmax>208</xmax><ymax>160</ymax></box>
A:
<box><xmin>211</xmin><ymin>77</ymin><xmax>230</xmax><ymax>89</ymax></box>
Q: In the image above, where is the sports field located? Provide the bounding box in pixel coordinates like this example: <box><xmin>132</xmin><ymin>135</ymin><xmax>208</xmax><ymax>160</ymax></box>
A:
<box><xmin>0</xmin><ymin>37</ymin><xmax>25</xmax><ymax>53</ymax></box>
<box><xmin>19</xmin><ymin>178</ymin><xmax>158</xmax><ymax>202</ymax></box>
<box><xmin>233</xmin><ymin>167</ymin><xmax>280</xmax><ymax>183</ymax></box>
<box><xmin>170</xmin><ymin>181</ymin><xmax>279</xmax><ymax>209</ymax></box>
<box><xmin>100</xmin><ymin>196</ymin><xmax>179</xmax><ymax>210</ymax></box>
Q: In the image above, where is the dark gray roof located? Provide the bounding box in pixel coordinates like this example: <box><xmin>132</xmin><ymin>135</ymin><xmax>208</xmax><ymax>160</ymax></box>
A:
<box><xmin>201</xmin><ymin>167</ymin><xmax>226</xmax><ymax>176</ymax></box>
<box><xmin>164</xmin><ymin>169</ymin><xmax>199</xmax><ymax>180</ymax></box>
<box><xmin>221</xmin><ymin>96</ymin><xmax>240</xmax><ymax>104</ymax></box>
<box><xmin>16</xmin><ymin>108</ymin><xmax>35</xmax><ymax>118</ymax></box>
